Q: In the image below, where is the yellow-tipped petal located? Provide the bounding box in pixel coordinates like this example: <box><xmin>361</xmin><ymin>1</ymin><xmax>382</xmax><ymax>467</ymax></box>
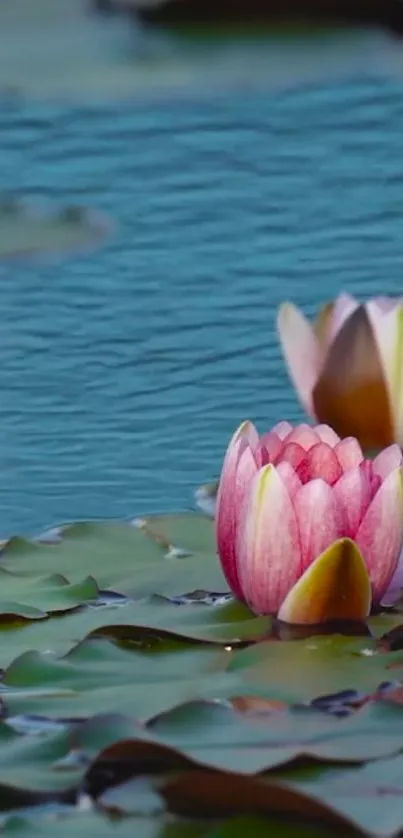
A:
<box><xmin>277</xmin><ymin>538</ymin><xmax>371</xmax><ymax>626</ymax></box>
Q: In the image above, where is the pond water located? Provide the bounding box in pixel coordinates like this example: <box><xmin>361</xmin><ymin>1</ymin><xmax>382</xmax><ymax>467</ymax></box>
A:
<box><xmin>1</xmin><ymin>23</ymin><xmax>403</xmax><ymax>536</ymax></box>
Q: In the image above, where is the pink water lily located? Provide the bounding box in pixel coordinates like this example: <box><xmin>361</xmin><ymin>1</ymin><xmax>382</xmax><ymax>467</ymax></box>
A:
<box><xmin>216</xmin><ymin>421</ymin><xmax>403</xmax><ymax>624</ymax></box>
<box><xmin>277</xmin><ymin>293</ymin><xmax>403</xmax><ymax>450</ymax></box>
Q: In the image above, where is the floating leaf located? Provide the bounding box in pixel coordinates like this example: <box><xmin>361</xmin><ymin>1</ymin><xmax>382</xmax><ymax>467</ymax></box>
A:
<box><xmin>0</xmin><ymin>810</ymin><xmax>208</xmax><ymax>838</ymax></box>
<box><xmin>2</xmin><ymin>516</ymin><xmax>224</xmax><ymax>601</ymax></box>
<box><xmin>82</xmin><ymin>732</ymin><xmax>357</xmax><ymax>827</ymax></box>
<box><xmin>228</xmin><ymin>635</ymin><xmax>403</xmax><ymax>702</ymax></box>
<box><xmin>97</xmin><ymin>775</ymin><xmax>165</xmax><ymax>817</ymax></box>
<box><xmin>146</xmin><ymin>698</ymin><xmax>403</xmax><ymax>769</ymax></box>
<box><xmin>285</xmin><ymin>753</ymin><xmax>403</xmax><ymax>838</ymax></box>
<box><xmin>0</xmin><ymin>198</ymin><xmax>111</xmax><ymax>261</ymax></box>
<box><xmin>0</xmin><ymin>571</ymin><xmax>99</xmax><ymax>621</ymax></box>
<box><xmin>0</xmin><ymin>596</ymin><xmax>269</xmax><ymax>675</ymax></box>
<box><xmin>0</xmin><ymin>0</ymin><xmax>392</xmax><ymax>101</ymax></box>
<box><xmin>0</xmin><ymin>713</ymin><xmax>145</xmax><ymax>807</ymax></box>
<box><xmin>1</xmin><ymin>637</ymin><xmax>238</xmax><ymax>721</ymax></box>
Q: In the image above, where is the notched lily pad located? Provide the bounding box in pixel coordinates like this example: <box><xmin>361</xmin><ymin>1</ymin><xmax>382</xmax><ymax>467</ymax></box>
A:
<box><xmin>2</xmin><ymin>515</ymin><xmax>224</xmax><ymax>600</ymax></box>
<box><xmin>81</xmin><ymin>702</ymin><xmax>403</xmax><ymax>831</ymax></box>
<box><xmin>0</xmin><ymin>570</ymin><xmax>99</xmax><ymax>621</ymax></box>
<box><xmin>0</xmin><ymin>636</ymin><xmax>236</xmax><ymax>721</ymax></box>
<box><xmin>0</xmin><ymin>198</ymin><xmax>111</xmax><ymax>262</ymax></box>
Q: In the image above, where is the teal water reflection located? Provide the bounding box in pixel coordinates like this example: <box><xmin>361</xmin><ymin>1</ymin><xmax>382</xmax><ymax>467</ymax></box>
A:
<box><xmin>1</xmin><ymin>70</ymin><xmax>403</xmax><ymax>534</ymax></box>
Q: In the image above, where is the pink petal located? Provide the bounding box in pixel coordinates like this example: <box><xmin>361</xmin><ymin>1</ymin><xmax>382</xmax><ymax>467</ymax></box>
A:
<box><xmin>254</xmin><ymin>444</ymin><xmax>271</xmax><ymax>468</ymax></box>
<box><xmin>215</xmin><ymin>423</ymin><xmax>259</xmax><ymax>598</ymax></box>
<box><xmin>333</xmin><ymin>467</ymin><xmax>372</xmax><ymax>538</ymax></box>
<box><xmin>373</xmin><ymin>444</ymin><xmax>403</xmax><ymax>480</ymax></box>
<box><xmin>296</xmin><ymin>442</ymin><xmax>343</xmax><ymax>486</ymax></box>
<box><xmin>329</xmin><ymin>292</ymin><xmax>359</xmax><ymax>342</ymax></box>
<box><xmin>237</xmin><ymin>465</ymin><xmax>301</xmax><ymax>614</ymax></box>
<box><xmin>270</xmin><ymin>421</ymin><xmax>293</xmax><ymax>440</ymax></box>
<box><xmin>381</xmin><ymin>549</ymin><xmax>403</xmax><ymax>606</ymax></box>
<box><xmin>371</xmin><ymin>296</ymin><xmax>398</xmax><ymax>314</ymax></box>
<box><xmin>236</xmin><ymin>420</ymin><xmax>260</xmax><ymax>452</ymax></box>
<box><xmin>280</xmin><ymin>442</ymin><xmax>307</xmax><ymax>470</ymax></box>
<box><xmin>277</xmin><ymin>303</ymin><xmax>322</xmax><ymax>416</ymax></box>
<box><xmin>284</xmin><ymin>423</ymin><xmax>320</xmax><ymax>451</ymax></box>
<box><xmin>360</xmin><ymin>461</ymin><xmax>381</xmax><ymax>500</ymax></box>
<box><xmin>259</xmin><ymin>431</ymin><xmax>283</xmax><ymax>464</ymax></box>
<box><xmin>334</xmin><ymin>437</ymin><xmax>364</xmax><ymax>472</ymax></box>
<box><xmin>355</xmin><ymin>467</ymin><xmax>403</xmax><ymax>602</ymax></box>
<box><xmin>293</xmin><ymin>478</ymin><xmax>344</xmax><ymax>570</ymax></box>
<box><xmin>275</xmin><ymin>461</ymin><xmax>302</xmax><ymax>502</ymax></box>
<box><xmin>315</xmin><ymin>424</ymin><xmax>341</xmax><ymax>447</ymax></box>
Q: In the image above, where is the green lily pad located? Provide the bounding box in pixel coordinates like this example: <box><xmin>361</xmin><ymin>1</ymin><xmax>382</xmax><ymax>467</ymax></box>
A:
<box><xmin>1</xmin><ymin>637</ymin><xmax>240</xmax><ymax>721</ymax></box>
<box><xmin>2</xmin><ymin>509</ymin><xmax>403</xmax><ymax>835</ymax></box>
<box><xmin>0</xmin><ymin>812</ymin><xmax>206</xmax><ymax>838</ymax></box>
<box><xmin>283</xmin><ymin>752</ymin><xmax>403</xmax><ymax>837</ymax></box>
<box><xmin>1</xmin><ymin>0</ymin><xmax>398</xmax><ymax>102</ymax></box>
<box><xmin>0</xmin><ymin>199</ymin><xmax>111</xmax><ymax>261</ymax></box>
<box><xmin>0</xmin><ymin>571</ymin><xmax>99</xmax><ymax>621</ymax></box>
<box><xmin>81</xmin><ymin>735</ymin><xmax>362</xmax><ymax>829</ymax></box>
<box><xmin>0</xmin><ymin>596</ymin><xmax>269</xmax><ymax>673</ymax></box>
<box><xmin>2</xmin><ymin>516</ymin><xmax>224</xmax><ymax>600</ymax></box>
<box><xmin>145</xmin><ymin>698</ymin><xmax>403</xmax><ymax>769</ymax></box>
<box><xmin>0</xmin><ymin>811</ymin><xmax>342</xmax><ymax>838</ymax></box>
<box><xmin>228</xmin><ymin>635</ymin><xmax>401</xmax><ymax>702</ymax></box>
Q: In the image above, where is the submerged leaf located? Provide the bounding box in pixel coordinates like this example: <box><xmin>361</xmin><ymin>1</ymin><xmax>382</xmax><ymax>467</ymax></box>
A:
<box><xmin>0</xmin><ymin>198</ymin><xmax>110</xmax><ymax>261</ymax></box>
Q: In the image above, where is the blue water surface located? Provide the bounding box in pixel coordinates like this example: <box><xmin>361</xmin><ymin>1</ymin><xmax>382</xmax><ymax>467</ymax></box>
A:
<box><xmin>1</xmin><ymin>65</ymin><xmax>403</xmax><ymax>535</ymax></box>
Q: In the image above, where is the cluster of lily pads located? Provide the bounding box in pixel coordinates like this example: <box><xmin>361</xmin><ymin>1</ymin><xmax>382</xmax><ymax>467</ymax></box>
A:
<box><xmin>2</xmin><ymin>507</ymin><xmax>403</xmax><ymax>838</ymax></box>
<box><xmin>3</xmin><ymin>295</ymin><xmax>403</xmax><ymax>836</ymax></box>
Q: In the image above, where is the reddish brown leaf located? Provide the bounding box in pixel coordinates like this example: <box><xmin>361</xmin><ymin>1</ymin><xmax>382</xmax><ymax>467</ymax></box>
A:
<box><xmin>161</xmin><ymin>770</ymin><xmax>356</xmax><ymax>827</ymax></box>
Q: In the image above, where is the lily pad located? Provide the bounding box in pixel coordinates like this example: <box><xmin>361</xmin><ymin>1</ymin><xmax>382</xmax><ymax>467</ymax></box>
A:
<box><xmin>228</xmin><ymin>636</ymin><xmax>393</xmax><ymax>699</ymax></box>
<box><xmin>0</xmin><ymin>198</ymin><xmax>111</xmax><ymax>261</ymax></box>
<box><xmin>0</xmin><ymin>812</ymin><xmax>205</xmax><ymax>838</ymax></box>
<box><xmin>283</xmin><ymin>752</ymin><xmax>403</xmax><ymax>838</ymax></box>
<box><xmin>1</xmin><ymin>510</ymin><xmax>403</xmax><ymax>835</ymax></box>
<box><xmin>0</xmin><ymin>0</ymin><xmax>399</xmax><ymax>101</ymax></box>
<box><xmin>0</xmin><ymin>713</ymin><xmax>143</xmax><ymax>806</ymax></box>
<box><xmin>0</xmin><ymin>596</ymin><xmax>270</xmax><ymax>676</ymax></box>
<box><xmin>1</xmin><ymin>515</ymin><xmax>224</xmax><ymax>600</ymax></box>
<box><xmin>80</xmin><ymin>708</ymin><xmax>403</xmax><ymax>832</ymax></box>
<box><xmin>145</xmin><ymin>697</ymin><xmax>403</xmax><ymax>769</ymax></box>
<box><xmin>1</xmin><ymin>637</ymin><xmax>239</xmax><ymax>721</ymax></box>
<box><xmin>0</xmin><ymin>570</ymin><xmax>98</xmax><ymax>621</ymax></box>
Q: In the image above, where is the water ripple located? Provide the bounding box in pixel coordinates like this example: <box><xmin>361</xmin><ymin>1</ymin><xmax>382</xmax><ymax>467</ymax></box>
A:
<box><xmin>1</xmin><ymin>74</ymin><xmax>403</xmax><ymax>533</ymax></box>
